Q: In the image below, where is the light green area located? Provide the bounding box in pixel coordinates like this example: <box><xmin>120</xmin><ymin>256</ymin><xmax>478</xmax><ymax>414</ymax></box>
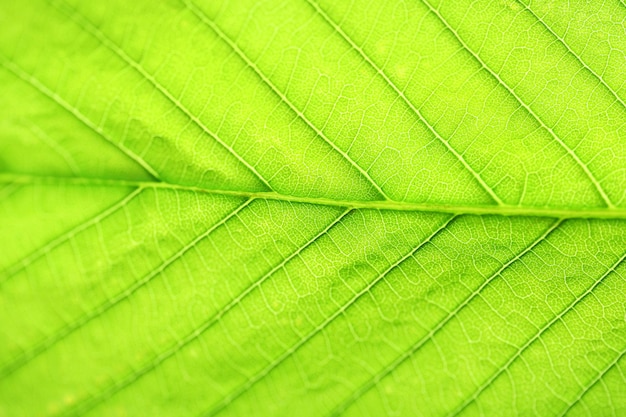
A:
<box><xmin>0</xmin><ymin>0</ymin><xmax>625</xmax><ymax>416</ymax></box>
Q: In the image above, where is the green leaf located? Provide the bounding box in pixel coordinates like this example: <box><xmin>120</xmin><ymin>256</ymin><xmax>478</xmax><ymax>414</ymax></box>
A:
<box><xmin>1</xmin><ymin>0</ymin><xmax>625</xmax><ymax>415</ymax></box>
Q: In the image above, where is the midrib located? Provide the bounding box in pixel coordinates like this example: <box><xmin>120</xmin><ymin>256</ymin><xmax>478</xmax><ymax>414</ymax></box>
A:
<box><xmin>2</xmin><ymin>173</ymin><xmax>625</xmax><ymax>220</ymax></box>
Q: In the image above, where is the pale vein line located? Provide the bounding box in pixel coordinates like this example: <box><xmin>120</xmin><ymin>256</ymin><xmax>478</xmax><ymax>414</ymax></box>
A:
<box><xmin>50</xmin><ymin>0</ymin><xmax>273</xmax><ymax>191</ymax></box>
<box><xmin>27</xmin><ymin>123</ymin><xmax>81</xmax><ymax>175</ymax></box>
<box><xmin>0</xmin><ymin>187</ymin><xmax>144</xmax><ymax>285</ymax></box>
<box><xmin>0</xmin><ymin>182</ymin><xmax>21</xmax><ymax>201</ymax></box>
<box><xmin>419</xmin><ymin>0</ymin><xmax>615</xmax><ymax>208</ymax></box>
<box><xmin>58</xmin><ymin>208</ymin><xmax>352</xmax><ymax>417</ymax></box>
<box><xmin>518</xmin><ymin>0</ymin><xmax>626</xmax><ymax>111</ymax></box>
<box><xmin>4</xmin><ymin>173</ymin><xmax>626</xmax><ymax>219</ymax></box>
<box><xmin>304</xmin><ymin>0</ymin><xmax>504</xmax><ymax>206</ymax></box>
<box><xmin>0</xmin><ymin>59</ymin><xmax>161</xmax><ymax>180</ymax></box>
<box><xmin>203</xmin><ymin>214</ymin><xmax>457</xmax><ymax>417</ymax></box>
<box><xmin>447</xmin><ymin>248</ymin><xmax>626</xmax><ymax>417</ymax></box>
<box><xmin>182</xmin><ymin>0</ymin><xmax>391</xmax><ymax>201</ymax></box>
<box><xmin>558</xmin><ymin>348</ymin><xmax>626</xmax><ymax>417</ymax></box>
<box><xmin>328</xmin><ymin>217</ymin><xmax>563</xmax><ymax>417</ymax></box>
<box><xmin>0</xmin><ymin>198</ymin><xmax>253</xmax><ymax>380</ymax></box>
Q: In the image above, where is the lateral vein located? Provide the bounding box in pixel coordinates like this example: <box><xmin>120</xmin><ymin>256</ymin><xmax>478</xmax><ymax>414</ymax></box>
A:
<box><xmin>304</xmin><ymin>0</ymin><xmax>504</xmax><ymax>206</ymax></box>
<box><xmin>418</xmin><ymin>0</ymin><xmax>615</xmax><ymax>208</ymax></box>
<box><xmin>182</xmin><ymin>0</ymin><xmax>391</xmax><ymax>201</ymax></box>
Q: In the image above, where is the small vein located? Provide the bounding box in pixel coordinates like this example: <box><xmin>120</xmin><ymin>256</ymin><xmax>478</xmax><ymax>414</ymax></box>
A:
<box><xmin>50</xmin><ymin>0</ymin><xmax>273</xmax><ymax>191</ymax></box>
<box><xmin>57</xmin><ymin>207</ymin><xmax>351</xmax><ymax>417</ymax></box>
<box><xmin>0</xmin><ymin>182</ymin><xmax>22</xmax><ymax>201</ymax></box>
<box><xmin>0</xmin><ymin>198</ymin><xmax>253</xmax><ymax>380</ymax></box>
<box><xmin>558</xmin><ymin>348</ymin><xmax>626</xmax><ymax>417</ymax></box>
<box><xmin>447</xmin><ymin>248</ymin><xmax>626</xmax><ymax>417</ymax></box>
<box><xmin>418</xmin><ymin>0</ymin><xmax>615</xmax><ymax>209</ymax></box>
<box><xmin>203</xmin><ymin>214</ymin><xmax>456</xmax><ymax>417</ymax></box>
<box><xmin>518</xmin><ymin>0</ymin><xmax>626</xmax><ymax>111</ymax></box>
<box><xmin>0</xmin><ymin>58</ymin><xmax>161</xmax><ymax>180</ymax></box>
<box><xmin>0</xmin><ymin>187</ymin><xmax>143</xmax><ymax>285</ymax></box>
<box><xmin>328</xmin><ymin>217</ymin><xmax>563</xmax><ymax>417</ymax></box>
<box><xmin>181</xmin><ymin>0</ymin><xmax>391</xmax><ymax>201</ymax></box>
<box><xmin>304</xmin><ymin>0</ymin><xmax>504</xmax><ymax>206</ymax></box>
<box><xmin>26</xmin><ymin>123</ymin><xmax>81</xmax><ymax>175</ymax></box>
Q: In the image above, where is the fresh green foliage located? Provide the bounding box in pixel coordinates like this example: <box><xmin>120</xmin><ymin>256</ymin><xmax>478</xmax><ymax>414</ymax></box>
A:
<box><xmin>1</xmin><ymin>0</ymin><xmax>626</xmax><ymax>415</ymax></box>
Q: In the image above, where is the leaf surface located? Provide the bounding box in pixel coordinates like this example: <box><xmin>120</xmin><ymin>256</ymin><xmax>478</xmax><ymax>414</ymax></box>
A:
<box><xmin>1</xmin><ymin>0</ymin><xmax>626</xmax><ymax>416</ymax></box>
